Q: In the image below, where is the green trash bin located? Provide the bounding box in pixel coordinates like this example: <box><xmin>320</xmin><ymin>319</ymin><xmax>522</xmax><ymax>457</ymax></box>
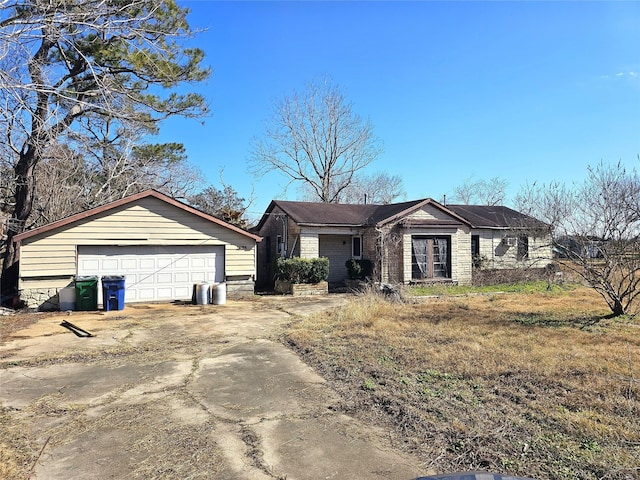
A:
<box><xmin>74</xmin><ymin>276</ymin><xmax>98</xmax><ymax>311</ymax></box>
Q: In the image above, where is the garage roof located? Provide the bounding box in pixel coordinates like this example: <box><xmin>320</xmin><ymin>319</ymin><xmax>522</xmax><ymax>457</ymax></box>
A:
<box><xmin>13</xmin><ymin>190</ymin><xmax>262</xmax><ymax>243</ymax></box>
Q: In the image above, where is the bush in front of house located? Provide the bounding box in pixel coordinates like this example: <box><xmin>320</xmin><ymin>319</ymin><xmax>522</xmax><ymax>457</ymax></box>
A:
<box><xmin>345</xmin><ymin>258</ymin><xmax>372</xmax><ymax>280</ymax></box>
<box><xmin>276</xmin><ymin>257</ymin><xmax>330</xmax><ymax>284</ymax></box>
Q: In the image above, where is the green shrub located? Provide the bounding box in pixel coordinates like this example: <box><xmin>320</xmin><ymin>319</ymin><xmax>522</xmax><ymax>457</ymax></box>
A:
<box><xmin>276</xmin><ymin>257</ymin><xmax>329</xmax><ymax>284</ymax></box>
<box><xmin>345</xmin><ymin>258</ymin><xmax>372</xmax><ymax>279</ymax></box>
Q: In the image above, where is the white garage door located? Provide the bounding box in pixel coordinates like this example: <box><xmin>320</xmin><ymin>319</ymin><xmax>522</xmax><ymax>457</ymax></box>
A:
<box><xmin>77</xmin><ymin>245</ymin><xmax>225</xmax><ymax>304</ymax></box>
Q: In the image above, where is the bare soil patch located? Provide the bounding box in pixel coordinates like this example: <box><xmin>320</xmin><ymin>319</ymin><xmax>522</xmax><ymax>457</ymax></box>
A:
<box><xmin>285</xmin><ymin>285</ymin><xmax>640</xmax><ymax>479</ymax></box>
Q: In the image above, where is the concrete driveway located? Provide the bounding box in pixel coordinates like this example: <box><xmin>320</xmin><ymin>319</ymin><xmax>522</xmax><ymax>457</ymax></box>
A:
<box><xmin>0</xmin><ymin>296</ymin><xmax>428</xmax><ymax>479</ymax></box>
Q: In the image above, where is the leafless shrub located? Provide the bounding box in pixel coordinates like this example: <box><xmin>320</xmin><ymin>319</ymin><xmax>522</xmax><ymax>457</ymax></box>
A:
<box><xmin>473</xmin><ymin>264</ymin><xmax>561</xmax><ymax>287</ymax></box>
<box><xmin>515</xmin><ymin>160</ymin><xmax>640</xmax><ymax>316</ymax></box>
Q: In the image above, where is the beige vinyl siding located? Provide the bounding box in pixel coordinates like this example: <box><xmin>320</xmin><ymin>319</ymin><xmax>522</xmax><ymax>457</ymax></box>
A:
<box><xmin>19</xmin><ymin>244</ymin><xmax>77</xmax><ymax>277</ymax></box>
<box><xmin>406</xmin><ymin>204</ymin><xmax>457</xmax><ymax>222</ymax></box>
<box><xmin>20</xmin><ymin>277</ymin><xmax>73</xmax><ymax>289</ymax></box>
<box><xmin>19</xmin><ymin>196</ymin><xmax>256</xmax><ymax>282</ymax></box>
<box><xmin>224</xmin><ymin>245</ymin><xmax>257</xmax><ymax>275</ymax></box>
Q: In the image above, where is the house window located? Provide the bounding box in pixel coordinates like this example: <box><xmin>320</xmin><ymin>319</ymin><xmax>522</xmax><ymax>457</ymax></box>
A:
<box><xmin>411</xmin><ymin>236</ymin><xmax>451</xmax><ymax>280</ymax></box>
<box><xmin>517</xmin><ymin>235</ymin><xmax>529</xmax><ymax>260</ymax></box>
<box><xmin>471</xmin><ymin>234</ymin><xmax>482</xmax><ymax>268</ymax></box>
<box><xmin>276</xmin><ymin>235</ymin><xmax>284</xmax><ymax>255</ymax></box>
<box><xmin>352</xmin><ymin>236</ymin><xmax>362</xmax><ymax>259</ymax></box>
<box><xmin>471</xmin><ymin>235</ymin><xmax>480</xmax><ymax>256</ymax></box>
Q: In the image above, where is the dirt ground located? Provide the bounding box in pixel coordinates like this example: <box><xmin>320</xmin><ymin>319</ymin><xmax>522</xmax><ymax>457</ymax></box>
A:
<box><xmin>0</xmin><ymin>296</ymin><xmax>430</xmax><ymax>480</ymax></box>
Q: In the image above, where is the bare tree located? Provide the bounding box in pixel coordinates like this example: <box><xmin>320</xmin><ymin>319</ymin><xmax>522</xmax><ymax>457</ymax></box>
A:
<box><xmin>337</xmin><ymin>171</ymin><xmax>405</xmax><ymax>204</ymax></box>
<box><xmin>78</xmin><ymin>117</ymin><xmax>201</xmax><ymax>205</ymax></box>
<box><xmin>297</xmin><ymin>171</ymin><xmax>405</xmax><ymax>205</ymax></box>
<box><xmin>0</xmin><ymin>0</ymin><xmax>209</xmax><ymax>300</ymax></box>
<box><xmin>31</xmin><ymin>143</ymin><xmax>91</xmax><ymax>226</ymax></box>
<box><xmin>189</xmin><ymin>173</ymin><xmax>254</xmax><ymax>228</ymax></box>
<box><xmin>0</xmin><ymin>125</ymin><xmax>202</xmax><ymax>233</ymax></box>
<box><xmin>249</xmin><ymin>77</ymin><xmax>383</xmax><ymax>203</ymax></box>
<box><xmin>453</xmin><ymin>176</ymin><xmax>508</xmax><ymax>205</ymax></box>
<box><xmin>516</xmin><ymin>161</ymin><xmax>640</xmax><ymax>316</ymax></box>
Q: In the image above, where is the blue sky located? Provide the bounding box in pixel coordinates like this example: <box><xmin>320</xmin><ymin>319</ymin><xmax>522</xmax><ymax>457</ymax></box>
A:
<box><xmin>163</xmin><ymin>1</ymin><xmax>640</xmax><ymax>219</ymax></box>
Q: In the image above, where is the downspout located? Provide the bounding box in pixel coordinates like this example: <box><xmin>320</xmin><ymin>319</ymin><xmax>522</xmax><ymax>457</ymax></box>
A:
<box><xmin>282</xmin><ymin>215</ymin><xmax>287</xmax><ymax>257</ymax></box>
<box><xmin>276</xmin><ymin>213</ymin><xmax>288</xmax><ymax>257</ymax></box>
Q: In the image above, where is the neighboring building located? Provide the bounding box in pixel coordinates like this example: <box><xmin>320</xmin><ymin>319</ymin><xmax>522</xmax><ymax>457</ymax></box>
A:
<box><xmin>254</xmin><ymin>198</ymin><xmax>552</xmax><ymax>289</ymax></box>
<box><xmin>13</xmin><ymin>190</ymin><xmax>261</xmax><ymax>310</ymax></box>
<box><xmin>554</xmin><ymin>235</ymin><xmax>605</xmax><ymax>259</ymax></box>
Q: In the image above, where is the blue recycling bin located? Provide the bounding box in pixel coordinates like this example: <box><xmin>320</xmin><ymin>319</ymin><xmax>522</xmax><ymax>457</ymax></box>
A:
<box><xmin>101</xmin><ymin>275</ymin><xmax>126</xmax><ymax>311</ymax></box>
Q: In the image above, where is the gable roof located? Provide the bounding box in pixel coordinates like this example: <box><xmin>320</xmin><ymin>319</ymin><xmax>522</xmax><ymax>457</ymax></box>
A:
<box><xmin>255</xmin><ymin>198</ymin><xmax>472</xmax><ymax>229</ymax></box>
<box><xmin>14</xmin><ymin>189</ymin><xmax>262</xmax><ymax>243</ymax></box>
<box><xmin>256</xmin><ymin>198</ymin><xmax>549</xmax><ymax>231</ymax></box>
<box><xmin>446</xmin><ymin>204</ymin><xmax>549</xmax><ymax>229</ymax></box>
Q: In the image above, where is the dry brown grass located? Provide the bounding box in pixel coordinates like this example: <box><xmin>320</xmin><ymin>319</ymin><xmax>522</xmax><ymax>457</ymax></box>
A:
<box><xmin>285</xmin><ymin>285</ymin><xmax>640</xmax><ymax>479</ymax></box>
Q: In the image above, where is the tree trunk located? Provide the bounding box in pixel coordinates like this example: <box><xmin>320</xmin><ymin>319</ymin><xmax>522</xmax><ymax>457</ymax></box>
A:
<box><xmin>1</xmin><ymin>235</ymin><xmax>20</xmax><ymax>306</ymax></box>
<box><xmin>1</xmin><ymin>151</ymin><xmax>37</xmax><ymax>305</ymax></box>
<box><xmin>611</xmin><ymin>298</ymin><xmax>625</xmax><ymax>317</ymax></box>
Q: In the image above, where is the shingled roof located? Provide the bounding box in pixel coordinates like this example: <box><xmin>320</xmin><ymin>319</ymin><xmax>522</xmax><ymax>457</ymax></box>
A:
<box><xmin>446</xmin><ymin>204</ymin><xmax>548</xmax><ymax>229</ymax></box>
<box><xmin>262</xmin><ymin>200</ymin><xmax>380</xmax><ymax>226</ymax></box>
<box><xmin>255</xmin><ymin>198</ymin><xmax>466</xmax><ymax>229</ymax></box>
<box><xmin>255</xmin><ymin>199</ymin><xmax>547</xmax><ymax>231</ymax></box>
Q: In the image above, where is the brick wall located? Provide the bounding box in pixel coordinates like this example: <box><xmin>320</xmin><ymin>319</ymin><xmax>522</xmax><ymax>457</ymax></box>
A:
<box><xmin>299</xmin><ymin>232</ymin><xmax>319</xmax><ymax>258</ymax></box>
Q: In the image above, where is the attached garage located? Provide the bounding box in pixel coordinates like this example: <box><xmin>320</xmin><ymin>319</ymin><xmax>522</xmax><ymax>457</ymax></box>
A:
<box><xmin>77</xmin><ymin>245</ymin><xmax>225</xmax><ymax>304</ymax></box>
<box><xmin>14</xmin><ymin>190</ymin><xmax>261</xmax><ymax>310</ymax></box>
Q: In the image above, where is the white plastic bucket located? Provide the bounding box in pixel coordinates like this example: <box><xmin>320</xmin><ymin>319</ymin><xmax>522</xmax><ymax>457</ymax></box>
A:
<box><xmin>59</xmin><ymin>286</ymin><xmax>76</xmax><ymax>311</ymax></box>
<box><xmin>209</xmin><ymin>283</ymin><xmax>218</xmax><ymax>304</ymax></box>
<box><xmin>213</xmin><ymin>282</ymin><xmax>226</xmax><ymax>305</ymax></box>
<box><xmin>195</xmin><ymin>283</ymin><xmax>210</xmax><ymax>305</ymax></box>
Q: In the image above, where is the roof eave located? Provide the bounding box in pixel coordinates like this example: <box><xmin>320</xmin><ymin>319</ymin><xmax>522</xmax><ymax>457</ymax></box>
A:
<box><xmin>472</xmin><ymin>224</ymin><xmax>551</xmax><ymax>230</ymax></box>
<box><xmin>297</xmin><ymin>223</ymin><xmax>365</xmax><ymax>228</ymax></box>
